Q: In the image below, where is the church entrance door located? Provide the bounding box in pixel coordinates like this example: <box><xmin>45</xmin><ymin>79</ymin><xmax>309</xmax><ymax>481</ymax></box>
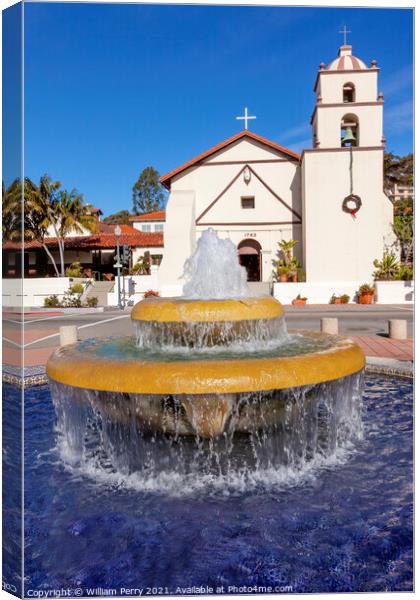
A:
<box><xmin>237</xmin><ymin>239</ymin><xmax>262</xmax><ymax>282</ymax></box>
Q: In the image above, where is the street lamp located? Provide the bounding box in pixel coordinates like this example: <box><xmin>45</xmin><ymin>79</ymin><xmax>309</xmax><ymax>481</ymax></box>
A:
<box><xmin>114</xmin><ymin>225</ymin><xmax>123</xmax><ymax>310</ymax></box>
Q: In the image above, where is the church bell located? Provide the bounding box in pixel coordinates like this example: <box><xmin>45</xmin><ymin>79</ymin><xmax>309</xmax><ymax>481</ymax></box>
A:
<box><xmin>341</xmin><ymin>127</ymin><xmax>357</xmax><ymax>146</ymax></box>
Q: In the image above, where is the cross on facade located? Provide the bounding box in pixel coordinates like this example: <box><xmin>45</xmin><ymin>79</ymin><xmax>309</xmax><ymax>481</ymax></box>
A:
<box><xmin>339</xmin><ymin>25</ymin><xmax>351</xmax><ymax>45</ymax></box>
<box><xmin>236</xmin><ymin>107</ymin><xmax>256</xmax><ymax>130</ymax></box>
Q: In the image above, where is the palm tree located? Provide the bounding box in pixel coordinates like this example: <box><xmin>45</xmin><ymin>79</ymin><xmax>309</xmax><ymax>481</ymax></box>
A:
<box><xmin>19</xmin><ymin>175</ymin><xmax>97</xmax><ymax>277</ymax></box>
<box><xmin>2</xmin><ymin>178</ymin><xmax>35</xmax><ymax>242</ymax></box>
<box><xmin>2</xmin><ymin>177</ymin><xmax>63</xmax><ymax>276</ymax></box>
<box><xmin>2</xmin><ymin>178</ymin><xmax>22</xmax><ymax>241</ymax></box>
<box><xmin>24</xmin><ymin>176</ymin><xmax>62</xmax><ymax>276</ymax></box>
<box><xmin>54</xmin><ymin>190</ymin><xmax>99</xmax><ymax>276</ymax></box>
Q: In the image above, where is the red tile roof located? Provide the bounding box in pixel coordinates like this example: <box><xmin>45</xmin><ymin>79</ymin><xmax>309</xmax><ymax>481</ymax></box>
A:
<box><xmin>129</xmin><ymin>211</ymin><xmax>166</xmax><ymax>222</ymax></box>
<box><xmin>98</xmin><ymin>222</ymin><xmax>115</xmax><ymax>233</ymax></box>
<box><xmin>160</xmin><ymin>129</ymin><xmax>301</xmax><ymax>189</ymax></box>
<box><xmin>3</xmin><ymin>229</ymin><xmax>163</xmax><ymax>251</ymax></box>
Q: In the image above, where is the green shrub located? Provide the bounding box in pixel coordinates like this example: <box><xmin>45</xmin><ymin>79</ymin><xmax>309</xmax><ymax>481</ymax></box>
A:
<box><xmin>340</xmin><ymin>294</ymin><xmax>350</xmax><ymax>304</ymax></box>
<box><xmin>62</xmin><ymin>282</ymin><xmax>84</xmax><ymax>307</ymax></box>
<box><xmin>86</xmin><ymin>296</ymin><xmax>98</xmax><ymax>307</ymax></box>
<box><xmin>372</xmin><ymin>251</ymin><xmax>400</xmax><ymax>280</ymax></box>
<box><xmin>396</xmin><ymin>264</ymin><xmax>413</xmax><ymax>281</ymax></box>
<box><xmin>297</xmin><ymin>268</ymin><xmax>306</xmax><ymax>282</ymax></box>
<box><xmin>44</xmin><ymin>295</ymin><xmax>62</xmax><ymax>308</ymax></box>
<box><xmin>70</xmin><ymin>283</ymin><xmax>84</xmax><ymax>295</ymax></box>
<box><xmin>130</xmin><ymin>257</ymin><xmax>150</xmax><ymax>275</ymax></box>
<box><xmin>63</xmin><ymin>295</ymin><xmax>82</xmax><ymax>308</ymax></box>
<box><xmin>66</xmin><ymin>261</ymin><xmax>84</xmax><ymax>278</ymax></box>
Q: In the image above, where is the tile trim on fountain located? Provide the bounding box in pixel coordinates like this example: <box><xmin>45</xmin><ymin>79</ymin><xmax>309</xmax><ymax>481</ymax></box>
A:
<box><xmin>3</xmin><ymin>355</ymin><xmax>412</xmax><ymax>389</ymax></box>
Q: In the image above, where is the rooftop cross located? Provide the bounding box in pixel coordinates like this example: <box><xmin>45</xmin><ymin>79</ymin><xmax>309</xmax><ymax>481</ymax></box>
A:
<box><xmin>236</xmin><ymin>107</ymin><xmax>256</xmax><ymax>130</ymax></box>
<box><xmin>339</xmin><ymin>25</ymin><xmax>351</xmax><ymax>46</ymax></box>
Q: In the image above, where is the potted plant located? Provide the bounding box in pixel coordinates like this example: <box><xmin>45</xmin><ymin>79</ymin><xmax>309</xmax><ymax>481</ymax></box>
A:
<box><xmin>143</xmin><ymin>289</ymin><xmax>160</xmax><ymax>298</ymax></box>
<box><xmin>372</xmin><ymin>251</ymin><xmax>400</xmax><ymax>280</ymax></box>
<box><xmin>288</xmin><ymin>257</ymin><xmax>300</xmax><ymax>282</ymax></box>
<box><xmin>331</xmin><ymin>293</ymin><xmax>350</xmax><ymax>304</ymax></box>
<box><xmin>357</xmin><ymin>283</ymin><xmax>375</xmax><ymax>304</ymax></box>
<box><xmin>130</xmin><ymin>255</ymin><xmax>151</xmax><ymax>275</ymax></box>
<box><xmin>292</xmin><ymin>294</ymin><xmax>307</xmax><ymax>306</ymax></box>
<box><xmin>277</xmin><ymin>266</ymin><xmax>290</xmax><ymax>283</ymax></box>
<box><xmin>279</xmin><ymin>239</ymin><xmax>298</xmax><ymax>267</ymax></box>
<box><xmin>273</xmin><ymin>239</ymin><xmax>299</xmax><ymax>283</ymax></box>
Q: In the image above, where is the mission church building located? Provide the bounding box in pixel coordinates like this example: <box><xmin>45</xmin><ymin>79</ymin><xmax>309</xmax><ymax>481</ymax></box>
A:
<box><xmin>157</xmin><ymin>41</ymin><xmax>394</xmax><ymax>296</ymax></box>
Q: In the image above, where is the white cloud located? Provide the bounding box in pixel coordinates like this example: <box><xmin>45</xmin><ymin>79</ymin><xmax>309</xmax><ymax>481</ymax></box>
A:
<box><xmin>279</xmin><ymin>122</ymin><xmax>310</xmax><ymax>142</ymax></box>
<box><xmin>381</xmin><ymin>65</ymin><xmax>413</xmax><ymax>98</ymax></box>
<box><xmin>287</xmin><ymin>138</ymin><xmax>312</xmax><ymax>153</ymax></box>
<box><xmin>384</xmin><ymin>100</ymin><xmax>413</xmax><ymax>134</ymax></box>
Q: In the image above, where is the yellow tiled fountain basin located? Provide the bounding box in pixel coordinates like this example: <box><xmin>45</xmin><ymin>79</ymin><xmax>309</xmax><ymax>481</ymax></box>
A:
<box><xmin>46</xmin><ymin>333</ymin><xmax>365</xmax><ymax>396</ymax></box>
<box><xmin>130</xmin><ymin>296</ymin><xmax>283</xmax><ymax>323</ymax></box>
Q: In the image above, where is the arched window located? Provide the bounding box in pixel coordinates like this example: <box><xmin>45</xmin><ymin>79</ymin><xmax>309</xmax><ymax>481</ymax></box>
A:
<box><xmin>341</xmin><ymin>114</ymin><xmax>359</xmax><ymax>147</ymax></box>
<box><xmin>343</xmin><ymin>82</ymin><xmax>355</xmax><ymax>103</ymax></box>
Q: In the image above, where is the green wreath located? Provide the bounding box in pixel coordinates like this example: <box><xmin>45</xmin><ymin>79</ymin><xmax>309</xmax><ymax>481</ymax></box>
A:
<box><xmin>342</xmin><ymin>194</ymin><xmax>362</xmax><ymax>217</ymax></box>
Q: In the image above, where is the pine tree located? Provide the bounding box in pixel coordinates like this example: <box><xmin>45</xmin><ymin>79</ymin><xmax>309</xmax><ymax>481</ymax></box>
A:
<box><xmin>132</xmin><ymin>167</ymin><xmax>165</xmax><ymax>214</ymax></box>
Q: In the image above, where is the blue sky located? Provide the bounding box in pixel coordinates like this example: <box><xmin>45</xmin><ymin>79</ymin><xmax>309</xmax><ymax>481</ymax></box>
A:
<box><xmin>23</xmin><ymin>2</ymin><xmax>413</xmax><ymax>216</ymax></box>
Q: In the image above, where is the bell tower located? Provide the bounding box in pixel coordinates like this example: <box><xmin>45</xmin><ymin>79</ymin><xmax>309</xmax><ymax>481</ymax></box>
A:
<box><xmin>301</xmin><ymin>42</ymin><xmax>394</xmax><ymax>284</ymax></box>
<box><xmin>311</xmin><ymin>44</ymin><xmax>384</xmax><ymax>150</ymax></box>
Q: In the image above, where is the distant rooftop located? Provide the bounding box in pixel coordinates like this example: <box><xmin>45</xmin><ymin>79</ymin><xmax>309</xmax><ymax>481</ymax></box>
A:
<box><xmin>129</xmin><ymin>210</ymin><xmax>166</xmax><ymax>222</ymax></box>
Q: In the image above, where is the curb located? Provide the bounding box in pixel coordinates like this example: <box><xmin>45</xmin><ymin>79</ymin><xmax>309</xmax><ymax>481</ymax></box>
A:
<box><xmin>365</xmin><ymin>356</ymin><xmax>413</xmax><ymax>379</ymax></box>
<box><xmin>4</xmin><ymin>307</ymin><xmax>105</xmax><ymax>315</ymax></box>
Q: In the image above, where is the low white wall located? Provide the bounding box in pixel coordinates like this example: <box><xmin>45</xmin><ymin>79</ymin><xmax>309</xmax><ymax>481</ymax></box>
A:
<box><xmin>106</xmin><ymin>270</ymin><xmax>160</xmax><ymax>306</ymax></box>
<box><xmin>374</xmin><ymin>281</ymin><xmax>414</xmax><ymax>304</ymax></box>
<box><xmin>273</xmin><ymin>280</ymin><xmax>414</xmax><ymax>304</ymax></box>
<box><xmin>2</xmin><ymin>277</ymin><xmax>72</xmax><ymax>307</ymax></box>
<box><xmin>6</xmin><ymin>277</ymin><xmax>410</xmax><ymax>308</ymax></box>
<box><xmin>273</xmin><ymin>281</ymin><xmax>362</xmax><ymax>304</ymax></box>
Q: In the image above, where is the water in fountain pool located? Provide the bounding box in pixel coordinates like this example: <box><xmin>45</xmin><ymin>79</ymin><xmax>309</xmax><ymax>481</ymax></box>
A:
<box><xmin>3</xmin><ymin>374</ymin><xmax>412</xmax><ymax>594</ymax></box>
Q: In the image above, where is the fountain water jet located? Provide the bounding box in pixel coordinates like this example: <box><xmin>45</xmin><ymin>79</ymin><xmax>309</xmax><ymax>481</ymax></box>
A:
<box><xmin>47</xmin><ymin>229</ymin><xmax>365</xmax><ymax>485</ymax></box>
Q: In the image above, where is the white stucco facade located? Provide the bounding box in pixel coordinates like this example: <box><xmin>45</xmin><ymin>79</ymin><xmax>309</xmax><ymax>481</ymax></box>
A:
<box><xmin>157</xmin><ymin>44</ymin><xmax>394</xmax><ymax>293</ymax></box>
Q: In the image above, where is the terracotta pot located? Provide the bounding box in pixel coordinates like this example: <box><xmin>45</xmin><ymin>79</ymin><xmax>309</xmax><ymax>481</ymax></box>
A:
<box><xmin>288</xmin><ymin>273</ymin><xmax>298</xmax><ymax>282</ymax></box>
<box><xmin>358</xmin><ymin>293</ymin><xmax>374</xmax><ymax>305</ymax></box>
<box><xmin>332</xmin><ymin>298</ymin><xmax>342</xmax><ymax>304</ymax></box>
<box><xmin>292</xmin><ymin>299</ymin><xmax>307</xmax><ymax>305</ymax></box>
<box><xmin>278</xmin><ymin>274</ymin><xmax>288</xmax><ymax>282</ymax></box>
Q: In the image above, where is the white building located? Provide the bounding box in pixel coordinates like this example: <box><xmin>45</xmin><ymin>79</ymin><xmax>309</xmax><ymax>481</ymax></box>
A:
<box><xmin>157</xmin><ymin>43</ymin><xmax>394</xmax><ymax>296</ymax></box>
<box><xmin>129</xmin><ymin>211</ymin><xmax>165</xmax><ymax>266</ymax></box>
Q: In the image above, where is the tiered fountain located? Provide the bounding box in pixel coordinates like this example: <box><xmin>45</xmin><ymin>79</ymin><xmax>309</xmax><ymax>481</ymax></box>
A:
<box><xmin>47</xmin><ymin>230</ymin><xmax>365</xmax><ymax>488</ymax></box>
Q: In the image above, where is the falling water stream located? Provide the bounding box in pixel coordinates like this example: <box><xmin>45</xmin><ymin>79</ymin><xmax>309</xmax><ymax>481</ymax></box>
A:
<box><xmin>52</xmin><ymin>372</ymin><xmax>363</xmax><ymax>495</ymax></box>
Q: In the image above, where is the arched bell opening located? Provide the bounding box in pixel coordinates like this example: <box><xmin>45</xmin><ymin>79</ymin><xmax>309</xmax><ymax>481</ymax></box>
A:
<box><xmin>341</xmin><ymin>113</ymin><xmax>359</xmax><ymax>147</ymax></box>
<box><xmin>237</xmin><ymin>238</ymin><xmax>262</xmax><ymax>282</ymax></box>
<box><xmin>343</xmin><ymin>82</ymin><xmax>356</xmax><ymax>103</ymax></box>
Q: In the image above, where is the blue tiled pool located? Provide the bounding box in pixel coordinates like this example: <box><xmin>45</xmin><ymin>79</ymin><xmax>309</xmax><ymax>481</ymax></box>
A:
<box><xmin>2</xmin><ymin>374</ymin><xmax>413</xmax><ymax>595</ymax></box>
